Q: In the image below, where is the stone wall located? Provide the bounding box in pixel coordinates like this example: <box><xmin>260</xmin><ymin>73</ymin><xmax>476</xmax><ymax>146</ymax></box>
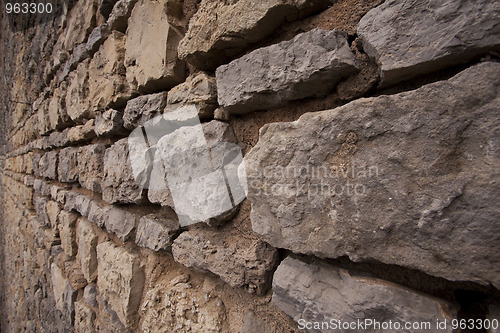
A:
<box><xmin>1</xmin><ymin>0</ymin><xmax>499</xmax><ymax>332</ymax></box>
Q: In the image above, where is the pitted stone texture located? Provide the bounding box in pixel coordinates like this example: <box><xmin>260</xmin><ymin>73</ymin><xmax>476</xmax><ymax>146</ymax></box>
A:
<box><xmin>358</xmin><ymin>0</ymin><xmax>500</xmax><ymax>88</ymax></box>
<box><xmin>59</xmin><ymin>210</ymin><xmax>79</xmax><ymax>257</ymax></box>
<box><xmin>47</xmin><ymin>88</ymin><xmax>70</xmax><ymax>131</ymax></box>
<box><xmin>172</xmin><ymin>229</ymin><xmax>278</xmax><ymax>294</ymax></box>
<box><xmin>102</xmin><ymin>138</ymin><xmax>148</xmax><ymax>204</ymax></box>
<box><xmin>39</xmin><ymin>151</ymin><xmax>58</xmax><ymax>180</ymax></box>
<box><xmin>78</xmin><ymin>217</ymin><xmax>98</xmax><ymax>283</ymax></box>
<box><xmin>51</xmin><ymin>263</ymin><xmax>77</xmax><ymax>320</ymax></box>
<box><xmin>123</xmin><ymin>92</ymin><xmax>167</xmax><ymax>130</ymax></box>
<box><xmin>75</xmin><ymin>300</ymin><xmax>96</xmax><ymax>333</ymax></box>
<box><xmin>244</xmin><ymin>62</ymin><xmax>500</xmax><ymax>288</ymax></box>
<box><xmin>95</xmin><ymin>109</ymin><xmax>126</xmax><ymax>136</ymax></box>
<box><xmin>97</xmin><ymin>242</ymin><xmax>145</xmax><ymax>328</ymax></box>
<box><xmin>107</xmin><ymin>0</ymin><xmax>138</xmax><ymax>32</ymax></box>
<box><xmin>88</xmin><ymin>200</ymin><xmax>111</xmax><ymax>228</ymax></box>
<box><xmin>67</xmin><ymin>119</ymin><xmax>96</xmax><ymax>143</ymax></box>
<box><xmin>178</xmin><ymin>0</ymin><xmax>332</xmax><ymax>70</ymax></box>
<box><xmin>65</xmin><ymin>60</ymin><xmax>93</xmax><ymax>123</ymax></box>
<box><xmin>34</xmin><ymin>195</ymin><xmax>50</xmax><ymax>227</ymax></box>
<box><xmin>135</xmin><ymin>213</ymin><xmax>180</xmax><ymax>251</ymax></box>
<box><xmin>104</xmin><ymin>207</ymin><xmax>137</xmax><ymax>241</ymax></box>
<box><xmin>273</xmin><ymin>257</ymin><xmax>457</xmax><ymax>333</ymax></box>
<box><xmin>124</xmin><ymin>0</ymin><xmax>185</xmax><ymax>92</ymax></box>
<box><xmin>216</xmin><ymin>29</ymin><xmax>358</xmax><ymax>114</ymax></box>
<box><xmin>166</xmin><ymin>72</ymin><xmax>218</xmax><ymax>119</ymax></box>
<box><xmin>89</xmin><ymin>31</ymin><xmax>132</xmax><ymax>111</ymax></box>
<box><xmin>140</xmin><ymin>274</ymin><xmax>227</xmax><ymax>333</ymax></box>
<box><xmin>58</xmin><ymin>147</ymin><xmax>79</xmax><ymax>183</ymax></box>
<box><xmin>77</xmin><ymin>144</ymin><xmax>107</xmax><ymax>193</ymax></box>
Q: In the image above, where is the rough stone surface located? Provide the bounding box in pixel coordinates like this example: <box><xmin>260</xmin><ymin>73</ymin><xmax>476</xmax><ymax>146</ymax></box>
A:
<box><xmin>84</xmin><ymin>283</ymin><xmax>98</xmax><ymax>308</ymax></box>
<box><xmin>140</xmin><ymin>273</ymin><xmax>227</xmax><ymax>333</ymax></box>
<box><xmin>135</xmin><ymin>213</ymin><xmax>180</xmax><ymax>251</ymax></box>
<box><xmin>107</xmin><ymin>0</ymin><xmax>138</xmax><ymax>33</ymax></box>
<box><xmin>67</xmin><ymin>119</ymin><xmax>96</xmax><ymax>143</ymax></box>
<box><xmin>86</xmin><ymin>23</ymin><xmax>111</xmax><ymax>54</ymax></box>
<box><xmin>58</xmin><ymin>147</ymin><xmax>79</xmax><ymax>183</ymax></box>
<box><xmin>94</xmin><ymin>109</ymin><xmax>126</xmax><ymax>137</ymax></box>
<box><xmin>123</xmin><ymin>92</ymin><xmax>167</xmax><ymax>130</ymax></box>
<box><xmin>77</xmin><ymin>217</ymin><xmax>98</xmax><ymax>283</ymax></box>
<box><xmin>358</xmin><ymin>0</ymin><xmax>500</xmax><ymax>88</ymax></box>
<box><xmin>38</xmin><ymin>151</ymin><xmax>58</xmax><ymax>180</ymax></box>
<box><xmin>77</xmin><ymin>144</ymin><xmax>107</xmax><ymax>193</ymax></box>
<box><xmin>104</xmin><ymin>207</ymin><xmax>137</xmax><ymax>241</ymax></box>
<box><xmin>65</xmin><ymin>60</ymin><xmax>93</xmax><ymax>123</ymax></box>
<box><xmin>75</xmin><ymin>300</ymin><xmax>96</xmax><ymax>333</ymax></box>
<box><xmin>59</xmin><ymin>210</ymin><xmax>79</xmax><ymax>257</ymax></box>
<box><xmin>96</xmin><ymin>242</ymin><xmax>145</xmax><ymax>328</ymax></box>
<box><xmin>172</xmin><ymin>229</ymin><xmax>278</xmax><ymax>294</ymax></box>
<box><xmin>167</xmin><ymin>72</ymin><xmax>218</xmax><ymax>119</ymax></box>
<box><xmin>102</xmin><ymin>138</ymin><xmax>147</xmax><ymax>204</ymax></box>
<box><xmin>124</xmin><ymin>0</ymin><xmax>185</xmax><ymax>92</ymax></box>
<box><xmin>216</xmin><ymin>29</ymin><xmax>359</xmax><ymax>114</ymax></box>
<box><xmin>62</xmin><ymin>0</ymin><xmax>98</xmax><ymax>51</ymax></box>
<box><xmin>178</xmin><ymin>0</ymin><xmax>332</xmax><ymax>69</ymax></box>
<box><xmin>244</xmin><ymin>62</ymin><xmax>500</xmax><ymax>288</ymax></box>
<box><xmin>89</xmin><ymin>31</ymin><xmax>132</xmax><ymax>111</ymax></box>
<box><xmin>51</xmin><ymin>263</ymin><xmax>77</xmax><ymax>319</ymax></box>
<box><xmin>273</xmin><ymin>257</ymin><xmax>457</xmax><ymax>332</ymax></box>
<box><xmin>34</xmin><ymin>195</ymin><xmax>50</xmax><ymax>227</ymax></box>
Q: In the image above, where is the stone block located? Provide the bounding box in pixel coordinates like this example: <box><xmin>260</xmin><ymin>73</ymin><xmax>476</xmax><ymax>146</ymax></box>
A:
<box><xmin>107</xmin><ymin>0</ymin><xmax>138</xmax><ymax>33</ymax></box>
<box><xmin>244</xmin><ymin>62</ymin><xmax>500</xmax><ymax>288</ymax></box>
<box><xmin>216</xmin><ymin>28</ymin><xmax>358</xmax><ymax>114</ymax></box>
<box><xmin>39</xmin><ymin>151</ymin><xmax>58</xmax><ymax>180</ymax></box>
<box><xmin>102</xmin><ymin>138</ymin><xmax>147</xmax><ymax>204</ymax></box>
<box><xmin>124</xmin><ymin>0</ymin><xmax>185</xmax><ymax>92</ymax></box>
<box><xmin>272</xmin><ymin>257</ymin><xmax>457</xmax><ymax>332</ymax></box>
<box><xmin>135</xmin><ymin>213</ymin><xmax>179</xmax><ymax>251</ymax></box>
<box><xmin>178</xmin><ymin>0</ymin><xmax>332</xmax><ymax>69</ymax></box>
<box><xmin>123</xmin><ymin>92</ymin><xmax>167</xmax><ymax>130</ymax></box>
<box><xmin>58</xmin><ymin>147</ymin><xmax>79</xmax><ymax>183</ymax></box>
<box><xmin>77</xmin><ymin>217</ymin><xmax>98</xmax><ymax>282</ymax></box>
<box><xmin>96</xmin><ymin>242</ymin><xmax>145</xmax><ymax>328</ymax></box>
<box><xmin>65</xmin><ymin>60</ymin><xmax>93</xmax><ymax>123</ymax></box>
<box><xmin>86</xmin><ymin>23</ymin><xmax>111</xmax><ymax>55</ymax></box>
<box><xmin>358</xmin><ymin>0</ymin><xmax>500</xmax><ymax>87</ymax></box>
<box><xmin>59</xmin><ymin>210</ymin><xmax>79</xmax><ymax>257</ymax></box>
<box><xmin>94</xmin><ymin>109</ymin><xmax>126</xmax><ymax>137</ymax></box>
<box><xmin>62</xmin><ymin>0</ymin><xmax>98</xmax><ymax>51</ymax></box>
<box><xmin>75</xmin><ymin>300</ymin><xmax>96</xmax><ymax>333</ymax></box>
<box><xmin>77</xmin><ymin>144</ymin><xmax>107</xmax><ymax>193</ymax></box>
<box><xmin>104</xmin><ymin>207</ymin><xmax>136</xmax><ymax>241</ymax></box>
<box><xmin>67</xmin><ymin>119</ymin><xmax>96</xmax><ymax>143</ymax></box>
<box><xmin>172</xmin><ymin>229</ymin><xmax>278</xmax><ymax>294</ymax></box>
<box><xmin>51</xmin><ymin>263</ymin><xmax>77</xmax><ymax>319</ymax></box>
<box><xmin>89</xmin><ymin>31</ymin><xmax>132</xmax><ymax>111</ymax></box>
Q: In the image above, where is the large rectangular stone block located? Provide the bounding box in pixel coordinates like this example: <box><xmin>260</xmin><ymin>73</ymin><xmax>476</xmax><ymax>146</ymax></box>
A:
<box><xmin>216</xmin><ymin>29</ymin><xmax>359</xmax><ymax>114</ymax></box>
<box><xmin>77</xmin><ymin>144</ymin><xmax>107</xmax><ymax>193</ymax></box>
<box><xmin>96</xmin><ymin>241</ymin><xmax>145</xmax><ymax>328</ymax></box>
<box><xmin>58</xmin><ymin>147</ymin><xmax>79</xmax><ymax>183</ymax></box>
<box><xmin>65</xmin><ymin>60</ymin><xmax>93</xmax><ymax>123</ymax></box>
<box><xmin>77</xmin><ymin>217</ymin><xmax>98</xmax><ymax>282</ymax></box>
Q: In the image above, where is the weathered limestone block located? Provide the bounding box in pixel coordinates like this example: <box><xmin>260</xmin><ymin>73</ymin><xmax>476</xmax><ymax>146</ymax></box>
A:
<box><xmin>46</xmin><ymin>200</ymin><xmax>61</xmax><ymax>231</ymax></box>
<box><xmin>89</xmin><ymin>31</ymin><xmax>132</xmax><ymax>111</ymax></box>
<box><xmin>75</xmin><ymin>300</ymin><xmax>96</xmax><ymax>333</ymax></box>
<box><xmin>77</xmin><ymin>144</ymin><xmax>107</xmax><ymax>193</ymax></box>
<box><xmin>86</xmin><ymin>23</ymin><xmax>111</xmax><ymax>54</ymax></box>
<box><xmin>67</xmin><ymin>119</ymin><xmax>96</xmax><ymax>143</ymax></box>
<box><xmin>124</xmin><ymin>0</ymin><xmax>185</xmax><ymax>92</ymax></box>
<box><xmin>39</xmin><ymin>151</ymin><xmax>58</xmax><ymax>180</ymax></box>
<box><xmin>140</xmin><ymin>273</ymin><xmax>226</xmax><ymax>333</ymax></box>
<box><xmin>48</xmin><ymin>130</ymin><xmax>69</xmax><ymax>148</ymax></box>
<box><xmin>96</xmin><ymin>242</ymin><xmax>145</xmax><ymax>328</ymax></box>
<box><xmin>62</xmin><ymin>0</ymin><xmax>98</xmax><ymax>51</ymax></box>
<box><xmin>75</xmin><ymin>194</ymin><xmax>93</xmax><ymax>217</ymax></box>
<box><xmin>84</xmin><ymin>283</ymin><xmax>98</xmax><ymax>308</ymax></box>
<box><xmin>78</xmin><ymin>217</ymin><xmax>98</xmax><ymax>283</ymax></box>
<box><xmin>51</xmin><ymin>263</ymin><xmax>77</xmax><ymax>319</ymax></box>
<box><xmin>216</xmin><ymin>28</ymin><xmax>358</xmax><ymax>114</ymax></box>
<box><xmin>107</xmin><ymin>0</ymin><xmax>138</xmax><ymax>32</ymax></box>
<box><xmin>59</xmin><ymin>210</ymin><xmax>79</xmax><ymax>257</ymax></box>
<box><xmin>273</xmin><ymin>257</ymin><xmax>457</xmax><ymax>332</ymax></box>
<box><xmin>123</xmin><ymin>92</ymin><xmax>167</xmax><ymax>130</ymax></box>
<box><xmin>357</xmin><ymin>0</ymin><xmax>500</xmax><ymax>88</ymax></box>
<box><xmin>58</xmin><ymin>147</ymin><xmax>79</xmax><ymax>183</ymax></box>
<box><xmin>65</xmin><ymin>60</ymin><xmax>93</xmax><ymax>123</ymax></box>
<box><xmin>88</xmin><ymin>200</ymin><xmax>111</xmax><ymax>228</ymax></box>
<box><xmin>104</xmin><ymin>207</ymin><xmax>137</xmax><ymax>241</ymax></box>
<box><xmin>172</xmin><ymin>229</ymin><xmax>278</xmax><ymax>294</ymax></box>
<box><xmin>58</xmin><ymin>44</ymin><xmax>90</xmax><ymax>85</ymax></box>
<box><xmin>244</xmin><ymin>62</ymin><xmax>500</xmax><ymax>288</ymax></box>
<box><xmin>166</xmin><ymin>72</ymin><xmax>218</xmax><ymax>119</ymax></box>
<box><xmin>34</xmin><ymin>195</ymin><xmax>50</xmax><ymax>227</ymax></box>
<box><xmin>135</xmin><ymin>213</ymin><xmax>179</xmax><ymax>251</ymax></box>
<box><xmin>102</xmin><ymin>138</ymin><xmax>147</xmax><ymax>204</ymax></box>
<box><xmin>178</xmin><ymin>0</ymin><xmax>332</xmax><ymax>69</ymax></box>
<box><xmin>95</xmin><ymin>109</ymin><xmax>126</xmax><ymax>136</ymax></box>
<box><xmin>48</xmin><ymin>88</ymin><xmax>70</xmax><ymax>131</ymax></box>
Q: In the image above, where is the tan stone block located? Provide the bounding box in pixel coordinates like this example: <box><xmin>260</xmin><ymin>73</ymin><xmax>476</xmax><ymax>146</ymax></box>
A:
<box><xmin>59</xmin><ymin>210</ymin><xmax>79</xmax><ymax>257</ymax></box>
<box><xmin>65</xmin><ymin>60</ymin><xmax>93</xmax><ymax>123</ymax></box>
<box><xmin>75</xmin><ymin>300</ymin><xmax>96</xmax><ymax>333</ymax></box>
<box><xmin>97</xmin><ymin>241</ymin><xmax>145</xmax><ymax>327</ymax></box>
<box><xmin>77</xmin><ymin>217</ymin><xmax>98</xmax><ymax>282</ymax></box>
